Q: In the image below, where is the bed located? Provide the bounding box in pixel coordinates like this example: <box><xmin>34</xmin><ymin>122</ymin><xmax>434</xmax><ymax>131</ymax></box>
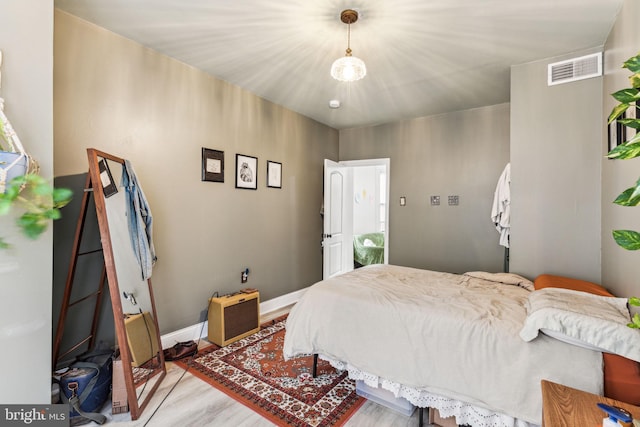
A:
<box><xmin>283</xmin><ymin>264</ymin><xmax>640</xmax><ymax>427</ymax></box>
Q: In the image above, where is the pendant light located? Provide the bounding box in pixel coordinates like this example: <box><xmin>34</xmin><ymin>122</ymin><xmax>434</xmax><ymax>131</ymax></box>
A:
<box><xmin>331</xmin><ymin>9</ymin><xmax>367</xmax><ymax>82</ymax></box>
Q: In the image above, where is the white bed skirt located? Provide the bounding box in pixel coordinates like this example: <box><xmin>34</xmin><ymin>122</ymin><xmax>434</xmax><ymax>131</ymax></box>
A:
<box><xmin>322</xmin><ymin>355</ymin><xmax>539</xmax><ymax>427</ymax></box>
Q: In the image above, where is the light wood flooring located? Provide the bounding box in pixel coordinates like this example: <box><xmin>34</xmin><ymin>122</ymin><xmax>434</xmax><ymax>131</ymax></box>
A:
<box><xmin>88</xmin><ymin>306</ymin><xmax>435</xmax><ymax>426</ymax></box>
<box><xmin>97</xmin><ymin>359</ymin><xmax>430</xmax><ymax>427</ymax></box>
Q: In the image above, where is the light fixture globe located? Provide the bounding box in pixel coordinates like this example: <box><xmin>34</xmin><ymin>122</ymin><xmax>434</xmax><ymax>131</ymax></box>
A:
<box><xmin>331</xmin><ymin>55</ymin><xmax>367</xmax><ymax>82</ymax></box>
<box><xmin>331</xmin><ymin>9</ymin><xmax>366</xmax><ymax>82</ymax></box>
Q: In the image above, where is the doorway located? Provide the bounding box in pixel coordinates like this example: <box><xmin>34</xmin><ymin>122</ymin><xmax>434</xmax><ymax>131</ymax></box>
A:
<box><xmin>322</xmin><ymin>158</ymin><xmax>390</xmax><ymax>279</ymax></box>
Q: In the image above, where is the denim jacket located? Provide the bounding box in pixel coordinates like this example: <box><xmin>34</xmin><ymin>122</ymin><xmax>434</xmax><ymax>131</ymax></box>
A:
<box><xmin>122</xmin><ymin>160</ymin><xmax>157</xmax><ymax>280</ymax></box>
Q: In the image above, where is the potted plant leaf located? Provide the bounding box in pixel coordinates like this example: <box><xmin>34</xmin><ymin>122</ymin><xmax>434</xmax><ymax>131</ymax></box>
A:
<box><xmin>0</xmin><ymin>174</ymin><xmax>73</xmax><ymax>249</ymax></box>
<box><xmin>606</xmin><ymin>52</ymin><xmax>640</xmax><ymax>328</ymax></box>
<box><xmin>0</xmin><ymin>104</ymin><xmax>72</xmax><ymax>249</ymax></box>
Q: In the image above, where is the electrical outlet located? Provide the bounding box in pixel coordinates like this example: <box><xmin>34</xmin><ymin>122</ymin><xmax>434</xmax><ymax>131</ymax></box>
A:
<box><xmin>448</xmin><ymin>195</ymin><xmax>459</xmax><ymax>206</ymax></box>
<box><xmin>430</xmin><ymin>196</ymin><xmax>440</xmax><ymax>206</ymax></box>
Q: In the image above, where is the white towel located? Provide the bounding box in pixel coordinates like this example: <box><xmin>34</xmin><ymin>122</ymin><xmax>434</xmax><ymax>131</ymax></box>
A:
<box><xmin>491</xmin><ymin>163</ymin><xmax>510</xmax><ymax>248</ymax></box>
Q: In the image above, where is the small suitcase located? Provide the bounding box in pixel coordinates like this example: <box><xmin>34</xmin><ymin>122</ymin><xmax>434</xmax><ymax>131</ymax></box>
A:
<box><xmin>59</xmin><ymin>350</ymin><xmax>113</xmax><ymax>426</ymax></box>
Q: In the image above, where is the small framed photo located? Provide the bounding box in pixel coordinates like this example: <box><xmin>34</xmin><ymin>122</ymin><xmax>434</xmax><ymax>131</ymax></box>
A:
<box><xmin>235</xmin><ymin>154</ymin><xmax>258</xmax><ymax>190</ymax></box>
<box><xmin>267</xmin><ymin>161</ymin><xmax>282</xmax><ymax>189</ymax></box>
<box><xmin>627</xmin><ymin>104</ymin><xmax>640</xmax><ymax>141</ymax></box>
<box><xmin>608</xmin><ymin>111</ymin><xmax>627</xmax><ymax>153</ymax></box>
<box><xmin>202</xmin><ymin>148</ymin><xmax>224</xmax><ymax>182</ymax></box>
<box><xmin>98</xmin><ymin>159</ymin><xmax>118</xmax><ymax>198</ymax></box>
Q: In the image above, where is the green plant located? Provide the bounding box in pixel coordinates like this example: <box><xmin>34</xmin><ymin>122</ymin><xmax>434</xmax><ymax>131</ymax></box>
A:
<box><xmin>607</xmin><ymin>53</ymin><xmax>640</xmax><ymax>250</ymax></box>
<box><xmin>0</xmin><ymin>173</ymin><xmax>72</xmax><ymax>249</ymax></box>
<box><xmin>629</xmin><ymin>298</ymin><xmax>640</xmax><ymax>329</ymax></box>
<box><xmin>607</xmin><ymin>53</ymin><xmax>640</xmax><ymax>328</ymax></box>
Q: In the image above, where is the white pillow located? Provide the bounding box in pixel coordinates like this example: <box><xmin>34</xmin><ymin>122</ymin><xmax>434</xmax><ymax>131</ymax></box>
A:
<box><xmin>539</xmin><ymin>328</ymin><xmax>605</xmax><ymax>352</ymax></box>
<box><xmin>519</xmin><ymin>287</ymin><xmax>640</xmax><ymax>362</ymax></box>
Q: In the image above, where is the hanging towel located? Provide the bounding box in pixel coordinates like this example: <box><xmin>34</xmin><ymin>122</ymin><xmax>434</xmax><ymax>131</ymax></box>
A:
<box><xmin>491</xmin><ymin>163</ymin><xmax>510</xmax><ymax>248</ymax></box>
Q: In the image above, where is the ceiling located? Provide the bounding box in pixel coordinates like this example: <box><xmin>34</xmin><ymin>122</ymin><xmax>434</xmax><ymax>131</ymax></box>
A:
<box><xmin>54</xmin><ymin>0</ymin><xmax>623</xmax><ymax>130</ymax></box>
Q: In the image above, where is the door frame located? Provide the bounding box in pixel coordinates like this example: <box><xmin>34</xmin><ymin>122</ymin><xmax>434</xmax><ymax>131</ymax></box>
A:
<box><xmin>340</xmin><ymin>158</ymin><xmax>390</xmax><ymax>265</ymax></box>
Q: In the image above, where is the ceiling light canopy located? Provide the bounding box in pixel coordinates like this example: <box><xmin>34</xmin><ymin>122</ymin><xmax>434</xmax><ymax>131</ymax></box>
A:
<box><xmin>331</xmin><ymin>9</ymin><xmax>366</xmax><ymax>82</ymax></box>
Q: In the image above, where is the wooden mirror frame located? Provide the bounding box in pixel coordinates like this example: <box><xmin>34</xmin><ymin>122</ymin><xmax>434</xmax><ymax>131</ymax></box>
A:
<box><xmin>87</xmin><ymin>148</ymin><xmax>166</xmax><ymax>420</ymax></box>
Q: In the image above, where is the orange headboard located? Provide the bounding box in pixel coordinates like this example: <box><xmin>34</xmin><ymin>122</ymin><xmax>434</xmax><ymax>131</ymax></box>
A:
<box><xmin>533</xmin><ymin>274</ymin><xmax>614</xmax><ymax>296</ymax></box>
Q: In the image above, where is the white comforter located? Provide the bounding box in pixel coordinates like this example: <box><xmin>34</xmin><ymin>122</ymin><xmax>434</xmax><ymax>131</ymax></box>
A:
<box><xmin>283</xmin><ymin>264</ymin><xmax>603</xmax><ymax>425</ymax></box>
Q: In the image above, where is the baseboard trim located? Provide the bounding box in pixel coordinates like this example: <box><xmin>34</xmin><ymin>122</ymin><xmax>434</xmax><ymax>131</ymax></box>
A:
<box><xmin>259</xmin><ymin>287</ymin><xmax>306</xmax><ymax>317</ymax></box>
<box><xmin>160</xmin><ymin>287</ymin><xmax>308</xmax><ymax>349</ymax></box>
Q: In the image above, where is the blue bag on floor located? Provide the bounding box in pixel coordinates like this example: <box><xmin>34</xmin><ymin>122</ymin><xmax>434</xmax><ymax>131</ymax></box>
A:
<box><xmin>59</xmin><ymin>350</ymin><xmax>113</xmax><ymax>426</ymax></box>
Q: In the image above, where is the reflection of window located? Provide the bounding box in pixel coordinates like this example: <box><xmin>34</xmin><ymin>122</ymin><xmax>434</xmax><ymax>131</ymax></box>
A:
<box><xmin>379</xmin><ymin>170</ymin><xmax>386</xmax><ymax>232</ymax></box>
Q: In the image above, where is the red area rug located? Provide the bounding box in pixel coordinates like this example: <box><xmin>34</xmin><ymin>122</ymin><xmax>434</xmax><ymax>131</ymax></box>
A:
<box><xmin>175</xmin><ymin>316</ymin><xmax>365</xmax><ymax>426</ymax></box>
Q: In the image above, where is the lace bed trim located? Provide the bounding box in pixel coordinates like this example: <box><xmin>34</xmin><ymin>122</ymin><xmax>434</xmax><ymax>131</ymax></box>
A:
<box><xmin>321</xmin><ymin>356</ymin><xmax>537</xmax><ymax>427</ymax></box>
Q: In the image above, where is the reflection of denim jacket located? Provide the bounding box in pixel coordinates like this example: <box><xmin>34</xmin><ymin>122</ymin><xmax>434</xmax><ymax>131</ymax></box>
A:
<box><xmin>122</xmin><ymin>160</ymin><xmax>157</xmax><ymax>280</ymax></box>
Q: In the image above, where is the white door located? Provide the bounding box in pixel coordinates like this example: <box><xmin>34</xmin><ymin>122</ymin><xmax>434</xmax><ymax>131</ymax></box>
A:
<box><xmin>322</xmin><ymin>159</ymin><xmax>353</xmax><ymax>279</ymax></box>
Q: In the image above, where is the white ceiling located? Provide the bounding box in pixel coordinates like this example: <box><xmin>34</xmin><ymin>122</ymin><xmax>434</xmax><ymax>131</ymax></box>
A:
<box><xmin>54</xmin><ymin>0</ymin><xmax>623</xmax><ymax>130</ymax></box>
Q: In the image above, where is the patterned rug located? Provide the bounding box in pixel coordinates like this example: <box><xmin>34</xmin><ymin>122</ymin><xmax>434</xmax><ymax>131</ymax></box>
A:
<box><xmin>175</xmin><ymin>316</ymin><xmax>365</xmax><ymax>426</ymax></box>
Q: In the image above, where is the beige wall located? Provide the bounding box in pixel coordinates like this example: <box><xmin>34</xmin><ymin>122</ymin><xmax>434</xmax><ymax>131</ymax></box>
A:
<box><xmin>0</xmin><ymin>0</ymin><xmax>54</xmax><ymax>403</ymax></box>
<box><xmin>602</xmin><ymin>0</ymin><xmax>640</xmax><ymax>298</ymax></box>
<box><xmin>54</xmin><ymin>10</ymin><xmax>338</xmax><ymax>334</ymax></box>
<box><xmin>340</xmin><ymin>103</ymin><xmax>510</xmax><ymax>274</ymax></box>
<box><xmin>509</xmin><ymin>48</ymin><xmax>603</xmax><ymax>284</ymax></box>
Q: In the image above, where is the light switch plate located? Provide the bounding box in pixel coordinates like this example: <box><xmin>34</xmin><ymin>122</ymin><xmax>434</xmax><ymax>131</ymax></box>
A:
<box><xmin>430</xmin><ymin>196</ymin><xmax>440</xmax><ymax>206</ymax></box>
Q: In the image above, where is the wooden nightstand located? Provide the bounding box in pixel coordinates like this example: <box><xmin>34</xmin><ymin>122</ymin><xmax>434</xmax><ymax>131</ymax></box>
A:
<box><xmin>541</xmin><ymin>380</ymin><xmax>640</xmax><ymax>426</ymax></box>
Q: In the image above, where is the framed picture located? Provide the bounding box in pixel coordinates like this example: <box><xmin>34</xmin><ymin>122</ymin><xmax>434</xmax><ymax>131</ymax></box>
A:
<box><xmin>98</xmin><ymin>159</ymin><xmax>118</xmax><ymax>198</ymax></box>
<box><xmin>235</xmin><ymin>154</ymin><xmax>258</xmax><ymax>190</ymax></box>
<box><xmin>627</xmin><ymin>104</ymin><xmax>640</xmax><ymax>141</ymax></box>
<box><xmin>202</xmin><ymin>148</ymin><xmax>224</xmax><ymax>182</ymax></box>
<box><xmin>267</xmin><ymin>160</ymin><xmax>282</xmax><ymax>189</ymax></box>
<box><xmin>608</xmin><ymin>111</ymin><xmax>627</xmax><ymax>153</ymax></box>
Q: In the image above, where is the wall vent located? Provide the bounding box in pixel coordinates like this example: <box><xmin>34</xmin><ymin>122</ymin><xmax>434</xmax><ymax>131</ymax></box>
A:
<box><xmin>547</xmin><ymin>52</ymin><xmax>602</xmax><ymax>86</ymax></box>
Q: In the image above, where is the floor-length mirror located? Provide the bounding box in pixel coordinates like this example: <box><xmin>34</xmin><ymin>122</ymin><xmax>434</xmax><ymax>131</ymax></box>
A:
<box><xmin>87</xmin><ymin>148</ymin><xmax>165</xmax><ymax>420</ymax></box>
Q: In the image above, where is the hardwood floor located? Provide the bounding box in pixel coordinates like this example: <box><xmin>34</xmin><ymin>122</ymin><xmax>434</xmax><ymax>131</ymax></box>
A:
<box><xmin>100</xmin><ymin>360</ymin><xmax>427</xmax><ymax>427</ymax></box>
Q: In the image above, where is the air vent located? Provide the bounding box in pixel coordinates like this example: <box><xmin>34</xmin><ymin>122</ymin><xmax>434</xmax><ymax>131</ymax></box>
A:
<box><xmin>548</xmin><ymin>52</ymin><xmax>602</xmax><ymax>86</ymax></box>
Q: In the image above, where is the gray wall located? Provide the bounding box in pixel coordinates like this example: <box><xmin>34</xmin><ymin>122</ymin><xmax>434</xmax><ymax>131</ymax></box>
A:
<box><xmin>0</xmin><ymin>0</ymin><xmax>54</xmax><ymax>403</ymax></box>
<box><xmin>602</xmin><ymin>0</ymin><xmax>640</xmax><ymax>298</ymax></box>
<box><xmin>53</xmin><ymin>10</ymin><xmax>338</xmax><ymax>335</ymax></box>
<box><xmin>339</xmin><ymin>104</ymin><xmax>510</xmax><ymax>274</ymax></box>
<box><xmin>510</xmin><ymin>49</ymin><xmax>603</xmax><ymax>283</ymax></box>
